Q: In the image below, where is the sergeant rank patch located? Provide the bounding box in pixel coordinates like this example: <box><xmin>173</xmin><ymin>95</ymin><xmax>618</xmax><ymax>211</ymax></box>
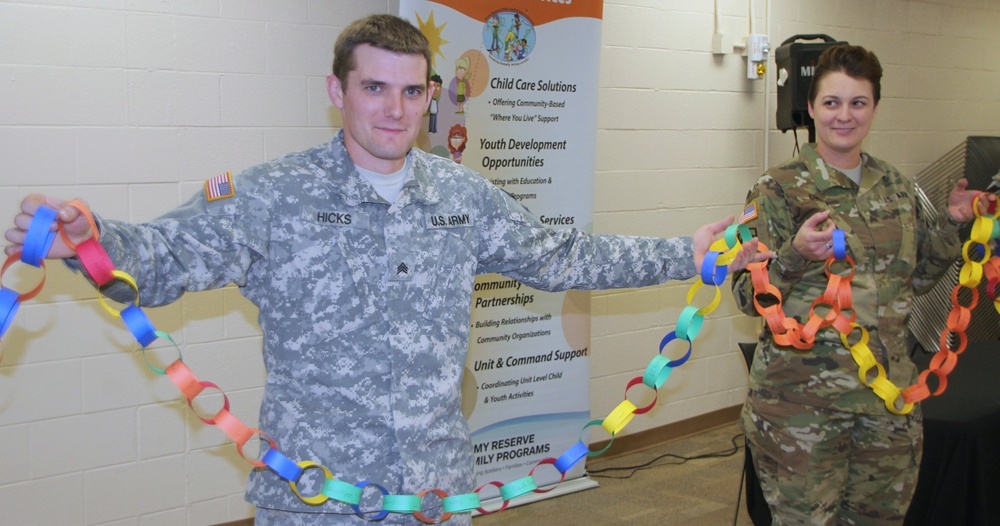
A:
<box><xmin>205</xmin><ymin>172</ymin><xmax>235</xmax><ymax>202</ymax></box>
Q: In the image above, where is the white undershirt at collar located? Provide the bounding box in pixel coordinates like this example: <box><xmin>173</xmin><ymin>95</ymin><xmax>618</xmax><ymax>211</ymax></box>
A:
<box><xmin>356</xmin><ymin>160</ymin><xmax>409</xmax><ymax>204</ymax></box>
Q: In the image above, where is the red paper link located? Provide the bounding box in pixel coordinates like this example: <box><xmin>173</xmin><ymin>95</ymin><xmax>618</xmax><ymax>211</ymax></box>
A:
<box><xmin>0</xmin><ymin>252</ymin><xmax>47</xmax><ymax>302</ymax></box>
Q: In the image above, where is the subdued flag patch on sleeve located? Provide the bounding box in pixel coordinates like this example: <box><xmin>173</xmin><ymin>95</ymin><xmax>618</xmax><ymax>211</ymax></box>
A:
<box><xmin>205</xmin><ymin>172</ymin><xmax>235</xmax><ymax>202</ymax></box>
<box><xmin>739</xmin><ymin>201</ymin><xmax>758</xmax><ymax>224</ymax></box>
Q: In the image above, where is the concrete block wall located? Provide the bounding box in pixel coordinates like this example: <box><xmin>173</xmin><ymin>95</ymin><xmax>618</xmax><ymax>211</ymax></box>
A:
<box><xmin>0</xmin><ymin>0</ymin><xmax>997</xmax><ymax>524</ymax></box>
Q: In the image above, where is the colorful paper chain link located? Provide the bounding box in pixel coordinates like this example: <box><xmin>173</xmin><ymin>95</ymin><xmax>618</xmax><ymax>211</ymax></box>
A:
<box><xmin>746</xmin><ymin>194</ymin><xmax>1000</xmax><ymax>415</ymax></box>
<box><xmin>0</xmin><ymin>203</ymin><xmax>750</xmax><ymax>522</ymax></box>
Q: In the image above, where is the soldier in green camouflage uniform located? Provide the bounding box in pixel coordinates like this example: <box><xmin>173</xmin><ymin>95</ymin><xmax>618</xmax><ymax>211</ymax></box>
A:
<box><xmin>731</xmin><ymin>45</ymin><xmax>984</xmax><ymax>524</ymax></box>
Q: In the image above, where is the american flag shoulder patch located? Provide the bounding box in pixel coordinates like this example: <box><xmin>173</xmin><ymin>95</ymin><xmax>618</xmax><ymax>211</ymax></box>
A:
<box><xmin>738</xmin><ymin>201</ymin><xmax>758</xmax><ymax>224</ymax></box>
<box><xmin>205</xmin><ymin>172</ymin><xmax>235</xmax><ymax>202</ymax></box>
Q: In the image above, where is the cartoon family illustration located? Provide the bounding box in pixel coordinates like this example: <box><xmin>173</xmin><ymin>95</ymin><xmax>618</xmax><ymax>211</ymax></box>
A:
<box><xmin>422</xmin><ymin>10</ymin><xmax>536</xmax><ymax>165</ymax></box>
<box><xmin>423</xmin><ymin>58</ymin><xmax>473</xmax><ymax>164</ymax></box>
<box><xmin>486</xmin><ymin>12</ymin><xmax>534</xmax><ymax>62</ymax></box>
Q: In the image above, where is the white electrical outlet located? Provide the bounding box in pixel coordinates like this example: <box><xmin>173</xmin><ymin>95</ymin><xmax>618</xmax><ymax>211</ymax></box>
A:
<box><xmin>746</xmin><ymin>33</ymin><xmax>770</xmax><ymax>79</ymax></box>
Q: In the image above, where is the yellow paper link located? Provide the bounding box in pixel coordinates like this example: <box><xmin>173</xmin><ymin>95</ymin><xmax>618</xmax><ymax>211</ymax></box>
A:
<box><xmin>886</xmin><ymin>398</ymin><xmax>913</xmax><ymax>415</ymax></box>
<box><xmin>709</xmin><ymin>237</ymin><xmax>731</xmax><ymax>252</ymax></box>
<box><xmin>973</xmin><ymin>192</ymin><xmax>990</xmax><ymax>218</ymax></box>
<box><xmin>870</xmin><ymin>376</ymin><xmax>912</xmax><ymax>415</ymax></box>
<box><xmin>601</xmin><ymin>400</ymin><xmax>637</xmax><ymax>436</ymax></box>
<box><xmin>715</xmin><ymin>246</ymin><xmax>740</xmax><ymax>266</ymax></box>
<box><xmin>963</xmin><ymin>239</ymin><xmax>992</xmax><ymax>264</ymax></box>
<box><xmin>709</xmin><ymin>238</ymin><xmax>740</xmax><ymax>266</ymax></box>
<box><xmin>849</xmin><ymin>346</ymin><xmax>880</xmax><ymax>384</ymax></box>
<box><xmin>289</xmin><ymin>461</ymin><xmax>333</xmax><ymax>505</ymax></box>
<box><xmin>97</xmin><ymin>270</ymin><xmax>140</xmax><ymax>318</ymax></box>
<box><xmin>869</xmin><ymin>375</ymin><xmax>900</xmax><ymax>402</ymax></box>
<box><xmin>959</xmin><ymin>260</ymin><xmax>984</xmax><ymax>288</ymax></box>
<box><xmin>843</xmin><ymin>334</ymin><xmax>915</xmax><ymax>415</ymax></box>
<box><xmin>839</xmin><ymin>322</ymin><xmax>869</xmax><ymax>350</ymax></box>
<box><xmin>685</xmin><ymin>280</ymin><xmax>722</xmax><ymax>316</ymax></box>
<box><xmin>971</xmin><ymin>216</ymin><xmax>994</xmax><ymax>244</ymax></box>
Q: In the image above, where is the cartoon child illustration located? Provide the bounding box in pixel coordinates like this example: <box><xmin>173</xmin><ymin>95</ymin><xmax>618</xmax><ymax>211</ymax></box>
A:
<box><xmin>454</xmin><ymin>56</ymin><xmax>470</xmax><ymax>114</ymax></box>
<box><xmin>489</xmin><ymin>15</ymin><xmax>501</xmax><ymax>54</ymax></box>
<box><xmin>517</xmin><ymin>38</ymin><xmax>528</xmax><ymax>60</ymax></box>
<box><xmin>448</xmin><ymin>124</ymin><xmax>468</xmax><ymax>164</ymax></box>
<box><xmin>427</xmin><ymin>73</ymin><xmax>442</xmax><ymax>133</ymax></box>
<box><xmin>503</xmin><ymin>31</ymin><xmax>518</xmax><ymax>61</ymax></box>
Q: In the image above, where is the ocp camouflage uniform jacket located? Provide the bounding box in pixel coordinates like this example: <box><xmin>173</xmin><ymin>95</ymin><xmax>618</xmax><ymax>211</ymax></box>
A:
<box><xmin>84</xmin><ymin>130</ymin><xmax>697</xmax><ymax>521</ymax></box>
<box><xmin>731</xmin><ymin>144</ymin><xmax>962</xmax><ymax>415</ymax></box>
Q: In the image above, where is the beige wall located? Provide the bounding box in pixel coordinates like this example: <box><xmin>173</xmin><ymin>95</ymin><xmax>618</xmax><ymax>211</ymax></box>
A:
<box><xmin>0</xmin><ymin>0</ymin><xmax>997</xmax><ymax>524</ymax></box>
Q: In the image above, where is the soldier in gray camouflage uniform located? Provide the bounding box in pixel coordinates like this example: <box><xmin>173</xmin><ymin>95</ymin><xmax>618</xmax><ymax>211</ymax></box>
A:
<box><xmin>731</xmin><ymin>45</ymin><xmax>988</xmax><ymax>525</ymax></box>
<box><xmin>6</xmin><ymin>15</ymin><xmax>765</xmax><ymax>525</ymax></box>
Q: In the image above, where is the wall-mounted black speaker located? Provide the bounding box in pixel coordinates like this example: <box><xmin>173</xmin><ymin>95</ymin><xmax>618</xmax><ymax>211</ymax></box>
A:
<box><xmin>774</xmin><ymin>34</ymin><xmax>846</xmax><ymax>132</ymax></box>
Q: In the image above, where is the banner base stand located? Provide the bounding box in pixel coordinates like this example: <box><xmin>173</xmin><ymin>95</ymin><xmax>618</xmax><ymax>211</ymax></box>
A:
<box><xmin>473</xmin><ymin>475</ymin><xmax>600</xmax><ymax>516</ymax></box>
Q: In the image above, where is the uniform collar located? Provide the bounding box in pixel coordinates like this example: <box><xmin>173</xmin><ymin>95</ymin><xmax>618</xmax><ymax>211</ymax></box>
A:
<box><xmin>322</xmin><ymin>129</ymin><xmax>442</xmax><ymax>207</ymax></box>
<box><xmin>801</xmin><ymin>143</ymin><xmax>888</xmax><ymax>194</ymax></box>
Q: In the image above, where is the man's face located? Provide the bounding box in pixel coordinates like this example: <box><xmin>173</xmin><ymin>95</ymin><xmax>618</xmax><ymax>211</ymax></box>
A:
<box><xmin>327</xmin><ymin>44</ymin><xmax>432</xmax><ymax>174</ymax></box>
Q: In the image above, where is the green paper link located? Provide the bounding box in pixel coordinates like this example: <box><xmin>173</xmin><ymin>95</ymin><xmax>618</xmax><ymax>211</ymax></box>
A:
<box><xmin>723</xmin><ymin>224</ymin><xmax>739</xmax><ymax>248</ymax></box>
<box><xmin>382</xmin><ymin>494</ymin><xmax>421</xmax><ymax>513</ymax></box>
<box><xmin>642</xmin><ymin>354</ymin><xmax>672</xmax><ymax>390</ymax></box>
<box><xmin>580</xmin><ymin>419</ymin><xmax>615</xmax><ymax>457</ymax></box>
<box><xmin>737</xmin><ymin>224</ymin><xmax>752</xmax><ymax>244</ymax></box>
<box><xmin>140</xmin><ymin>330</ymin><xmax>182</xmax><ymax>375</ymax></box>
<box><xmin>675</xmin><ymin>305</ymin><xmax>704</xmax><ymax>341</ymax></box>
<box><xmin>322</xmin><ymin>478</ymin><xmax>362</xmax><ymax>505</ymax></box>
<box><xmin>442</xmin><ymin>493</ymin><xmax>480</xmax><ymax>513</ymax></box>
<box><xmin>499</xmin><ymin>476</ymin><xmax>537</xmax><ymax>501</ymax></box>
<box><xmin>723</xmin><ymin>223</ymin><xmax>753</xmax><ymax>248</ymax></box>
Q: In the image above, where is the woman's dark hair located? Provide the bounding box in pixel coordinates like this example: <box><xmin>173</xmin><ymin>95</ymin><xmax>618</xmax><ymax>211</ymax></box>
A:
<box><xmin>808</xmin><ymin>44</ymin><xmax>883</xmax><ymax>105</ymax></box>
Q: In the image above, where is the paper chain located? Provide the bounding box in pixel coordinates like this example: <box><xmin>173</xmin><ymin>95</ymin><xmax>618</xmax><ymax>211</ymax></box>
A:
<box><xmin>746</xmin><ymin>194</ymin><xmax>1000</xmax><ymax>414</ymax></box>
<box><xmin>0</xmin><ymin>202</ymin><xmax>748</xmax><ymax>521</ymax></box>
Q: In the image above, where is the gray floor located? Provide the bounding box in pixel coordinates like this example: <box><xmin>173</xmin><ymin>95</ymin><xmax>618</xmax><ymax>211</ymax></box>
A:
<box><xmin>473</xmin><ymin>423</ymin><xmax>755</xmax><ymax>525</ymax></box>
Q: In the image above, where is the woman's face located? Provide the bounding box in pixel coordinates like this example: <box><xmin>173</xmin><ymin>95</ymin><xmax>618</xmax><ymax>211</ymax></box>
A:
<box><xmin>808</xmin><ymin>71</ymin><xmax>878</xmax><ymax>169</ymax></box>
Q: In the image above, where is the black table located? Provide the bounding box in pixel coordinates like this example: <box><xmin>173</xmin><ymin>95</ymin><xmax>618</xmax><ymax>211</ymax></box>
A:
<box><xmin>744</xmin><ymin>341</ymin><xmax>1000</xmax><ymax>525</ymax></box>
<box><xmin>905</xmin><ymin>341</ymin><xmax>1000</xmax><ymax>525</ymax></box>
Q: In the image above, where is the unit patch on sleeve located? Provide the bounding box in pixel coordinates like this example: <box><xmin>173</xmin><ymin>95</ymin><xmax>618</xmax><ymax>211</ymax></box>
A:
<box><xmin>738</xmin><ymin>201</ymin><xmax>758</xmax><ymax>224</ymax></box>
<box><xmin>205</xmin><ymin>172</ymin><xmax>235</xmax><ymax>202</ymax></box>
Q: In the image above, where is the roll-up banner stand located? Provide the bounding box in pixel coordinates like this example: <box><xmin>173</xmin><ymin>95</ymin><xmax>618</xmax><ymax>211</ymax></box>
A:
<box><xmin>401</xmin><ymin>0</ymin><xmax>604</xmax><ymax>509</ymax></box>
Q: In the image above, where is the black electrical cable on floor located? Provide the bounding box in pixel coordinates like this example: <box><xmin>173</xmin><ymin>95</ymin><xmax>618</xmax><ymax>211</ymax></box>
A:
<box><xmin>587</xmin><ymin>432</ymin><xmax>744</xmax><ymax>479</ymax></box>
<box><xmin>586</xmin><ymin>432</ymin><xmax>749</xmax><ymax>525</ymax></box>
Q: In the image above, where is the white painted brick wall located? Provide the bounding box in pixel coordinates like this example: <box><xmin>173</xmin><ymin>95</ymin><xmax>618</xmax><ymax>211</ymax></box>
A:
<box><xmin>0</xmin><ymin>0</ymin><xmax>998</xmax><ymax>524</ymax></box>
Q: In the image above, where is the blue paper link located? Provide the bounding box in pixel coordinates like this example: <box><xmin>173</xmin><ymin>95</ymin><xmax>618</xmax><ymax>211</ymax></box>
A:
<box><xmin>554</xmin><ymin>441</ymin><xmax>589</xmax><ymax>473</ymax></box>
<box><xmin>832</xmin><ymin>228</ymin><xmax>847</xmax><ymax>260</ymax></box>
<box><xmin>700</xmin><ymin>250</ymin><xmax>726</xmax><ymax>286</ymax></box>
<box><xmin>0</xmin><ymin>288</ymin><xmax>21</xmax><ymax>338</ymax></box>
<box><xmin>262</xmin><ymin>448</ymin><xmax>304</xmax><ymax>482</ymax></box>
<box><xmin>658</xmin><ymin>330</ymin><xmax>693</xmax><ymax>367</ymax></box>
<box><xmin>351</xmin><ymin>481</ymin><xmax>390</xmax><ymax>521</ymax></box>
<box><xmin>22</xmin><ymin>206</ymin><xmax>58</xmax><ymax>267</ymax></box>
<box><xmin>121</xmin><ymin>304</ymin><xmax>158</xmax><ymax>348</ymax></box>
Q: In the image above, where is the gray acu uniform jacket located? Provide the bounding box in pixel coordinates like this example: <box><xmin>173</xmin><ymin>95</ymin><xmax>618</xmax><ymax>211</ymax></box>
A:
<box><xmin>84</xmin><ymin>130</ymin><xmax>697</xmax><ymax>521</ymax></box>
